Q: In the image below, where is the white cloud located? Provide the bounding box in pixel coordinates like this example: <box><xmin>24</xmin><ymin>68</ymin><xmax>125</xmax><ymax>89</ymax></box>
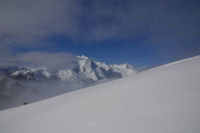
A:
<box><xmin>0</xmin><ymin>52</ymin><xmax>78</xmax><ymax>70</ymax></box>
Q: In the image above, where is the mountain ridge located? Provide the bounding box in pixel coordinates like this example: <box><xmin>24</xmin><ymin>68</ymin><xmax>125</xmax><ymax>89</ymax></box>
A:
<box><xmin>0</xmin><ymin>55</ymin><xmax>136</xmax><ymax>82</ymax></box>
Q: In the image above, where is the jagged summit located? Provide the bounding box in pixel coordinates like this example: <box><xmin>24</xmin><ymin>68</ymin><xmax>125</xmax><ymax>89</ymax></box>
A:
<box><xmin>75</xmin><ymin>55</ymin><xmax>136</xmax><ymax>81</ymax></box>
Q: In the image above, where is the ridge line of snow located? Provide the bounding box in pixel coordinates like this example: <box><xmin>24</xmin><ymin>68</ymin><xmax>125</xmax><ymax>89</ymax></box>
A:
<box><xmin>141</xmin><ymin>55</ymin><xmax>200</xmax><ymax>73</ymax></box>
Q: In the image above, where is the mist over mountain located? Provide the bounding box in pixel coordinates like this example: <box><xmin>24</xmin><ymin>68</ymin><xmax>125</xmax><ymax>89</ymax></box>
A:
<box><xmin>0</xmin><ymin>53</ymin><xmax>136</xmax><ymax>110</ymax></box>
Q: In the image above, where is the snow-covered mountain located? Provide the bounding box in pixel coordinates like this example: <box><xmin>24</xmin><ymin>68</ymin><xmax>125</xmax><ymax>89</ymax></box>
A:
<box><xmin>0</xmin><ymin>55</ymin><xmax>136</xmax><ymax>110</ymax></box>
<box><xmin>0</xmin><ymin>55</ymin><xmax>135</xmax><ymax>82</ymax></box>
<box><xmin>0</xmin><ymin>55</ymin><xmax>200</xmax><ymax>133</ymax></box>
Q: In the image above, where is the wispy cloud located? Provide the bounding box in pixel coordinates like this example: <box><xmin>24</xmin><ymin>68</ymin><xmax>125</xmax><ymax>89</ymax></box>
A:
<box><xmin>0</xmin><ymin>52</ymin><xmax>78</xmax><ymax>70</ymax></box>
<box><xmin>0</xmin><ymin>0</ymin><xmax>79</xmax><ymax>46</ymax></box>
<box><xmin>0</xmin><ymin>0</ymin><xmax>200</xmax><ymax>57</ymax></box>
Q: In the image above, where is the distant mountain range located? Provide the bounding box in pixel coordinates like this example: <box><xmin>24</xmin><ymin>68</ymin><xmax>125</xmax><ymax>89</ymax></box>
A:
<box><xmin>0</xmin><ymin>55</ymin><xmax>136</xmax><ymax>82</ymax></box>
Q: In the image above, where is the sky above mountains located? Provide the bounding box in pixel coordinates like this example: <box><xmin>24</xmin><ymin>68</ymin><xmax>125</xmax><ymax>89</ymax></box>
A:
<box><xmin>0</xmin><ymin>0</ymin><xmax>200</xmax><ymax>68</ymax></box>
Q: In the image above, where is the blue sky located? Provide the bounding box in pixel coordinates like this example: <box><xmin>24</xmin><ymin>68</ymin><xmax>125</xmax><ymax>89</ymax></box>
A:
<box><xmin>46</xmin><ymin>35</ymin><xmax>158</xmax><ymax>67</ymax></box>
<box><xmin>0</xmin><ymin>0</ymin><xmax>200</xmax><ymax>68</ymax></box>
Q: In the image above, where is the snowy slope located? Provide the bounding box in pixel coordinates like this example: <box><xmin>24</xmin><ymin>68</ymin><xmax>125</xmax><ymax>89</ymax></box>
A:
<box><xmin>0</xmin><ymin>56</ymin><xmax>200</xmax><ymax>133</ymax></box>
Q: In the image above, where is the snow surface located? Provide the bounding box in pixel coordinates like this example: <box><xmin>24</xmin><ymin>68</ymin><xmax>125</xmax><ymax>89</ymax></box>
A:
<box><xmin>0</xmin><ymin>56</ymin><xmax>200</xmax><ymax>133</ymax></box>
